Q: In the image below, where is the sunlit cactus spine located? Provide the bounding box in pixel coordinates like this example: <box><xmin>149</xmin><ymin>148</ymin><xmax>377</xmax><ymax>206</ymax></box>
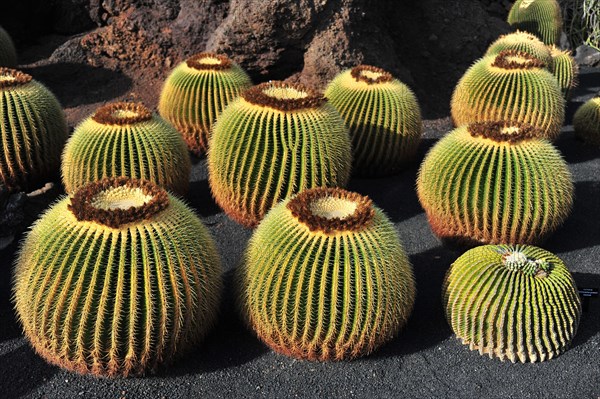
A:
<box><xmin>0</xmin><ymin>68</ymin><xmax>68</xmax><ymax>191</ymax></box>
<box><xmin>484</xmin><ymin>30</ymin><xmax>554</xmax><ymax>71</ymax></box>
<box><xmin>417</xmin><ymin>121</ymin><xmax>573</xmax><ymax>245</ymax></box>
<box><xmin>208</xmin><ymin>81</ymin><xmax>352</xmax><ymax>227</ymax></box>
<box><xmin>159</xmin><ymin>52</ymin><xmax>252</xmax><ymax>155</ymax></box>
<box><xmin>443</xmin><ymin>244</ymin><xmax>581</xmax><ymax>362</ymax></box>
<box><xmin>324</xmin><ymin>65</ymin><xmax>422</xmax><ymax>176</ymax></box>
<box><xmin>238</xmin><ymin>187</ymin><xmax>415</xmax><ymax>361</ymax></box>
<box><xmin>451</xmin><ymin>50</ymin><xmax>565</xmax><ymax>140</ymax></box>
<box><xmin>573</xmin><ymin>96</ymin><xmax>600</xmax><ymax>146</ymax></box>
<box><xmin>13</xmin><ymin>177</ymin><xmax>222</xmax><ymax>377</ymax></box>
<box><xmin>507</xmin><ymin>0</ymin><xmax>562</xmax><ymax>45</ymax></box>
<box><xmin>0</xmin><ymin>26</ymin><xmax>17</xmax><ymax>67</ymax></box>
<box><xmin>548</xmin><ymin>45</ymin><xmax>579</xmax><ymax>100</ymax></box>
<box><xmin>61</xmin><ymin>102</ymin><xmax>191</xmax><ymax>195</ymax></box>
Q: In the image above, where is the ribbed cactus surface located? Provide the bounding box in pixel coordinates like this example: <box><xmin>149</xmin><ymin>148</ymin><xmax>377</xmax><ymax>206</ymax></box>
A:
<box><xmin>238</xmin><ymin>187</ymin><xmax>415</xmax><ymax>360</ymax></box>
<box><xmin>548</xmin><ymin>45</ymin><xmax>578</xmax><ymax>100</ymax></box>
<box><xmin>0</xmin><ymin>26</ymin><xmax>17</xmax><ymax>67</ymax></box>
<box><xmin>507</xmin><ymin>0</ymin><xmax>562</xmax><ymax>45</ymax></box>
<box><xmin>325</xmin><ymin>65</ymin><xmax>422</xmax><ymax>176</ymax></box>
<box><xmin>159</xmin><ymin>52</ymin><xmax>252</xmax><ymax>155</ymax></box>
<box><xmin>14</xmin><ymin>178</ymin><xmax>222</xmax><ymax>377</ymax></box>
<box><xmin>443</xmin><ymin>244</ymin><xmax>581</xmax><ymax>362</ymax></box>
<box><xmin>0</xmin><ymin>68</ymin><xmax>68</xmax><ymax>191</ymax></box>
<box><xmin>451</xmin><ymin>50</ymin><xmax>564</xmax><ymax>140</ymax></box>
<box><xmin>573</xmin><ymin>97</ymin><xmax>600</xmax><ymax>146</ymax></box>
<box><xmin>208</xmin><ymin>81</ymin><xmax>352</xmax><ymax>227</ymax></box>
<box><xmin>417</xmin><ymin>121</ymin><xmax>573</xmax><ymax>245</ymax></box>
<box><xmin>484</xmin><ymin>30</ymin><xmax>554</xmax><ymax>70</ymax></box>
<box><xmin>61</xmin><ymin>102</ymin><xmax>191</xmax><ymax>195</ymax></box>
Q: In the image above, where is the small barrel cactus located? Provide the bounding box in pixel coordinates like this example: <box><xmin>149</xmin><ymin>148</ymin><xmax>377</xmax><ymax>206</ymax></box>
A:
<box><xmin>208</xmin><ymin>81</ymin><xmax>352</xmax><ymax>227</ymax></box>
<box><xmin>573</xmin><ymin>96</ymin><xmax>600</xmax><ymax>146</ymax></box>
<box><xmin>417</xmin><ymin>121</ymin><xmax>573</xmax><ymax>245</ymax></box>
<box><xmin>0</xmin><ymin>26</ymin><xmax>17</xmax><ymax>67</ymax></box>
<box><xmin>61</xmin><ymin>102</ymin><xmax>191</xmax><ymax>195</ymax></box>
<box><xmin>507</xmin><ymin>0</ymin><xmax>562</xmax><ymax>46</ymax></box>
<box><xmin>158</xmin><ymin>52</ymin><xmax>252</xmax><ymax>155</ymax></box>
<box><xmin>451</xmin><ymin>50</ymin><xmax>565</xmax><ymax>140</ymax></box>
<box><xmin>324</xmin><ymin>65</ymin><xmax>422</xmax><ymax>176</ymax></box>
<box><xmin>443</xmin><ymin>244</ymin><xmax>581</xmax><ymax>362</ymax></box>
<box><xmin>14</xmin><ymin>177</ymin><xmax>222</xmax><ymax>377</ymax></box>
<box><xmin>238</xmin><ymin>187</ymin><xmax>416</xmax><ymax>361</ymax></box>
<box><xmin>484</xmin><ymin>30</ymin><xmax>554</xmax><ymax>71</ymax></box>
<box><xmin>548</xmin><ymin>45</ymin><xmax>579</xmax><ymax>100</ymax></box>
<box><xmin>0</xmin><ymin>68</ymin><xmax>68</xmax><ymax>191</ymax></box>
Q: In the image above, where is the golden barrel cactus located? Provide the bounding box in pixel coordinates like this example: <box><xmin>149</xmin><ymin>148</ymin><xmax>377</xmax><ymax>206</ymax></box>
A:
<box><xmin>0</xmin><ymin>25</ymin><xmax>17</xmax><ymax>67</ymax></box>
<box><xmin>507</xmin><ymin>0</ymin><xmax>562</xmax><ymax>46</ymax></box>
<box><xmin>548</xmin><ymin>45</ymin><xmax>579</xmax><ymax>100</ymax></box>
<box><xmin>573</xmin><ymin>96</ymin><xmax>600</xmax><ymax>146</ymax></box>
<box><xmin>484</xmin><ymin>30</ymin><xmax>554</xmax><ymax>70</ymax></box>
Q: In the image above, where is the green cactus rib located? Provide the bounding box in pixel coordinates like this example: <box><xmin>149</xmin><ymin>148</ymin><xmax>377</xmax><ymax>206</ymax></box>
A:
<box><xmin>451</xmin><ymin>50</ymin><xmax>565</xmax><ymax>140</ymax></box>
<box><xmin>61</xmin><ymin>102</ymin><xmax>191</xmax><ymax>195</ymax></box>
<box><xmin>158</xmin><ymin>52</ymin><xmax>252</xmax><ymax>155</ymax></box>
<box><xmin>442</xmin><ymin>244</ymin><xmax>581</xmax><ymax>363</ymax></box>
<box><xmin>507</xmin><ymin>0</ymin><xmax>562</xmax><ymax>45</ymax></box>
<box><xmin>238</xmin><ymin>187</ymin><xmax>415</xmax><ymax>361</ymax></box>
<box><xmin>324</xmin><ymin>65</ymin><xmax>422</xmax><ymax>176</ymax></box>
<box><xmin>0</xmin><ymin>26</ymin><xmax>17</xmax><ymax>67</ymax></box>
<box><xmin>13</xmin><ymin>178</ymin><xmax>222</xmax><ymax>377</ymax></box>
<box><xmin>573</xmin><ymin>97</ymin><xmax>600</xmax><ymax>146</ymax></box>
<box><xmin>1</xmin><ymin>68</ymin><xmax>68</xmax><ymax>191</ymax></box>
<box><xmin>548</xmin><ymin>45</ymin><xmax>579</xmax><ymax>100</ymax></box>
<box><xmin>484</xmin><ymin>30</ymin><xmax>554</xmax><ymax>71</ymax></box>
<box><xmin>208</xmin><ymin>81</ymin><xmax>352</xmax><ymax>227</ymax></box>
<box><xmin>417</xmin><ymin>121</ymin><xmax>573</xmax><ymax>245</ymax></box>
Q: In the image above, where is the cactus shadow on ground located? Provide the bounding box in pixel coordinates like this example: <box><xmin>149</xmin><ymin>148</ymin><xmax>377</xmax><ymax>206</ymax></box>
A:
<box><xmin>555</xmin><ymin>130</ymin><xmax>600</xmax><ymax>164</ymax></box>
<box><xmin>0</xmin><ymin>342</ymin><xmax>58</xmax><ymax>398</ymax></box>
<box><xmin>188</xmin><ymin>179</ymin><xmax>223</xmax><ymax>219</ymax></box>
<box><xmin>565</xmin><ymin>67</ymin><xmax>600</xmax><ymax>124</ymax></box>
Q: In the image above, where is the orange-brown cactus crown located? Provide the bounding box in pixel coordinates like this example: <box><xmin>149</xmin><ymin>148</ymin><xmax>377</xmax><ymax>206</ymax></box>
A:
<box><xmin>491</xmin><ymin>50</ymin><xmax>546</xmax><ymax>70</ymax></box>
<box><xmin>467</xmin><ymin>121</ymin><xmax>542</xmax><ymax>144</ymax></box>
<box><xmin>186</xmin><ymin>52</ymin><xmax>233</xmax><ymax>71</ymax></box>
<box><xmin>68</xmin><ymin>177</ymin><xmax>170</xmax><ymax>228</ymax></box>
<box><xmin>287</xmin><ymin>187</ymin><xmax>375</xmax><ymax>234</ymax></box>
<box><xmin>350</xmin><ymin>65</ymin><xmax>393</xmax><ymax>84</ymax></box>
<box><xmin>92</xmin><ymin>102</ymin><xmax>153</xmax><ymax>125</ymax></box>
<box><xmin>241</xmin><ymin>81</ymin><xmax>327</xmax><ymax>111</ymax></box>
<box><xmin>0</xmin><ymin>68</ymin><xmax>32</xmax><ymax>89</ymax></box>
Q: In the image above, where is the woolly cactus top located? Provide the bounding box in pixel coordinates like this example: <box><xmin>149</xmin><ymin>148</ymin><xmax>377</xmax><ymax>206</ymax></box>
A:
<box><xmin>186</xmin><ymin>52</ymin><xmax>233</xmax><ymax>71</ymax></box>
<box><xmin>242</xmin><ymin>81</ymin><xmax>326</xmax><ymax>111</ymax></box>
<box><xmin>68</xmin><ymin>177</ymin><xmax>170</xmax><ymax>228</ymax></box>
<box><xmin>0</xmin><ymin>68</ymin><xmax>32</xmax><ymax>89</ymax></box>
<box><xmin>287</xmin><ymin>188</ymin><xmax>375</xmax><ymax>234</ymax></box>
<box><xmin>467</xmin><ymin>121</ymin><xmax>542</xmax><ymax>143</ymax></box>
<box><xmin>92</xmin><ymin>102</ymin><xmax>153</xmax><ymax>125</ymax></box>
<box><xmin>491</xmin><ymin>50</ymin><xmax>546</xmax><ymax>70</ymax></box>
<box><xmin>350</xmin><ymin>65</ymin><xmax>393</xmax><ymax>85</ymax></box>
<box><xmin>501</xmin><ymin>247</ymin><xmax>553</xmax><ymax>277</ymax></box>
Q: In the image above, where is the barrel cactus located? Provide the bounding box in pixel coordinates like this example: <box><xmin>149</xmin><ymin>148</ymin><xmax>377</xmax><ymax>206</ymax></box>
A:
<box><xmin>507</xmin><ymin>0</ymin><xmax>562</xmax><ymax>46</ymax></box>
<box><xmin>573</xmin><ymin>96</ymin><xmax>600</xmax><ymax>146</ymax></box>
<box><xmin>417</xmin><ymin>121</ymin><xmax>573</xmax><ymax>245</ymax></box>
<box><xmin>443</xmin><ymin>244</ymin><xmax>581</xmax><ymax>362</ymax></box>
<box><xmin>14</xmin><ymin>177</ymin><xmax>222</xmax><ymax>377</ymax></box>
<box><xmin>0</xmin><ymin>68</ymin><xmax>68</xmax><ymax>191</ymax></box>
<box><xmin>159</xmin><ymin>52</ymin><xmax>252</xmax><ymax>155</ymax></box>
<box><xmin>61</xmin><ymin>102</ymin><xmax>191</xmax><ymax>195</ymax></box>
<box><xmin>451</xmin><ymin>50</ymin><xmax>565</xmax><ymax>140</ymax></box>
<box><xmin>238</xmin><ymin>187</ymin><xmax>415</xmax><ymax>360</ymax></box>
<box><xmin>0</xmin><ymin>26</ymin><xmax>17</xmax><ymax>67</ymax></box>
<box><xmin>208</xmin><ymin>81</ymin><xmax>352</xmax><ymax>227</ymax></box>
<box><xmin>484</xmin><ymin>30</ymin><xmax>553</xmax><ymax>71</ymax></box>
<box><xmin>548</xmin><ymin>45</ymin><xmax>578</xmax><ymax>100</ymax></box>
<box><xmin>324</xmin><ymin>65</ymin><xmax>422</xmax><ymax>176</ymax></box>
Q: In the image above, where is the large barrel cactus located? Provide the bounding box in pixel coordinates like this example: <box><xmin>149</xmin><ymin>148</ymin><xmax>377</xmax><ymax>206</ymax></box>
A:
<box><xmin>443</xmin><ymin>244</ymin><xmax>581</xmax><ymax>362</ymax></box>
<box><xmin>507</xmin><ymin>0</ymin><xmax>562</xmax><ymax>46</ymax></box>
<box><xmin>0</xmin><ymin>26</ymin><xmax>17</xmax><ymax>67</ymax></box>
<box><xmin>451</xmin><ymin>50</ymin><xmax>564</xmax><ymax>140</ymax></box>
<box><xmin>417</xmin><ymin>121</ymin><xmax>573</xmax><ymax>245</ymax></box>
<box><xmin>573</xmin><ymin>96</ymin><xmax>600</xmax><ymax>146</ymax></box>
<box><xmin>325</xmin><ymin>65</ymin><xmax>422</xmax><ymax>176</ymax></box>
<box><xmin>159</xmin><ymin>52</ymin><xmax>252</xmax><ymax>155</ymax></box>
<box><xmin>61</xmin><ymin>102</ymin><xmax>191</xmax><ymax>195</ymax></box>
<box><xmin>0</xmin><ymin>68</ymin><xmax>68</xmax><ymax>191</ymax></box>
<box><xmin>548</xmin><ymin>45</ymin><xmax>579</xmax><ymax>100</ymax></box>
<box><xmin>484</xmin><ymin>30</ymin><xmax>554</xmax><ymax>70</ymax></box>
<box><xmin>208</xmin><ymin>81</ymin><xmax>352</xmax><ymax>227</ymax></box>
<box><xmin>238</xmin><ymin>187</ymin><xmax>415</xmax><ymax>361</ymax></box>
<box><xmin>14</xmin><ymin>177</ymin><xmax>222</xmax><ymax>377</ymax></box>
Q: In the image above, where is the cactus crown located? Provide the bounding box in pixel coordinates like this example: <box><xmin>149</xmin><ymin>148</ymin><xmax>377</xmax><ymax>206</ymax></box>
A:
<box><xmin>92</xmin><ymin>102</ymin><xmax>152</xmax><ymax>125</ymax></box>
<box><xmin>242</xmin><ymin>81</ymin><xmax>326</xmax><ymax>111</ymax></box>
<box><xmin>350</xmin><ymin>65</ymin><xmax>393</xmax><ymax>84</ymax></box>
<box><xmin>68</xmin><ymin>177</ymin><xmax>170</xmax><ymax>228</ymax></box>
<box><xmin>467</xmin><ymin>121</ymin><xmax>541</xmax><ymax>143</ymax></box>
<box><xmin>491</xmin><ymin>50</ymin><xmax>546</xmax><ymax>70</ymax></box>
<box><xmin>500</xmin><ymin>246</ymin><xmax>553</xmax><ymax>277</ymax></box>
<box><xmin>186</xmin><ymin>52</ymin><xmax>233</xmax><ymax>71</ymax></box>
<box><xmin>0</xmin><ymin>68</ymin><xmax>32</xmax><ymax>89</ymax></box>
<box><xmin>287</xmin><ymin>187</ymin><xmax>375</xmax><ymax>233</ymax></box>
<box><xmin>520</xmin><ymin>0</ymin><xmax>535</xmax><ymax>8</ymax></box>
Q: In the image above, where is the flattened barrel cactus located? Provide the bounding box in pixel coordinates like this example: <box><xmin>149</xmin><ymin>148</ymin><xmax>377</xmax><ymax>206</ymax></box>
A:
<box><xmin>417</xmin><ymin>121</ymin><xmax>573</xmax><ymax>245</ymax></box>
<box><xmin>0</xmin><ymin>68</ymin><xmax>68</xmax><ymax>191</ymax></box>
<box><xmin>61</xmin><ymin>102</ymin><xmax>191</xmax><ymax>195</ymax></box>
<box><xmin>443</xmin><ymin>244</ymin><xmax>581</xmax><ymax>362</ymax></box>
<box><xmin>548</xmin><ymin>45</ymin><xmax>578</xmax><ymax>100</ymax></box>
<box><xmin>325</xmin><ymin>65</ymin><xmax>422</xmax><ymax>176</ymax></box>
<box><xmin>0</xmin><ymin>26</ymin><xmax>17</xmax><ymax>67</ymax></box>
<box><xmin>238</xmin><ymin>187</ymin><xmax>415</xmax><ymax>360</ymax></box>
<box><xmin>208</xmin><ymin>81</ymin><xmax>352</xmax><ymax>227</ymax></box>
<box><xmin>159</xmin><ymin>52</ymin><xmax>252</xmax><ymax>155</ymax></box>
<box><xmin>573</xmin><ymin>96</ymin><xmax>600</xmax><ymax>146</ymax></box>
<box><xmin>484</xmin><ymin>30</ymin><xmax>554</xmax><ymax>70</ymax></box>
<box><xmin>451</xmin><ymin>50</ymin><xmax>564</xmax><ymax>140</ymax></box>
<box><xmin>14</xmin><ymin>177</ymin><xmax>222</xmax><ymax>377</ymax></box>
<box><xmin>507</xmin><ymin>0</ymin><xmax>562</xmax><ymax>45</ymax></box>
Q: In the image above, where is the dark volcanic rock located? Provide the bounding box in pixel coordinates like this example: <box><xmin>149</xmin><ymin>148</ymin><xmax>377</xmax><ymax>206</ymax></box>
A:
<box><xmin>575</xmin><ymin>45</ymin><xmax>600</xmax><ymax>67</ymax></box>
